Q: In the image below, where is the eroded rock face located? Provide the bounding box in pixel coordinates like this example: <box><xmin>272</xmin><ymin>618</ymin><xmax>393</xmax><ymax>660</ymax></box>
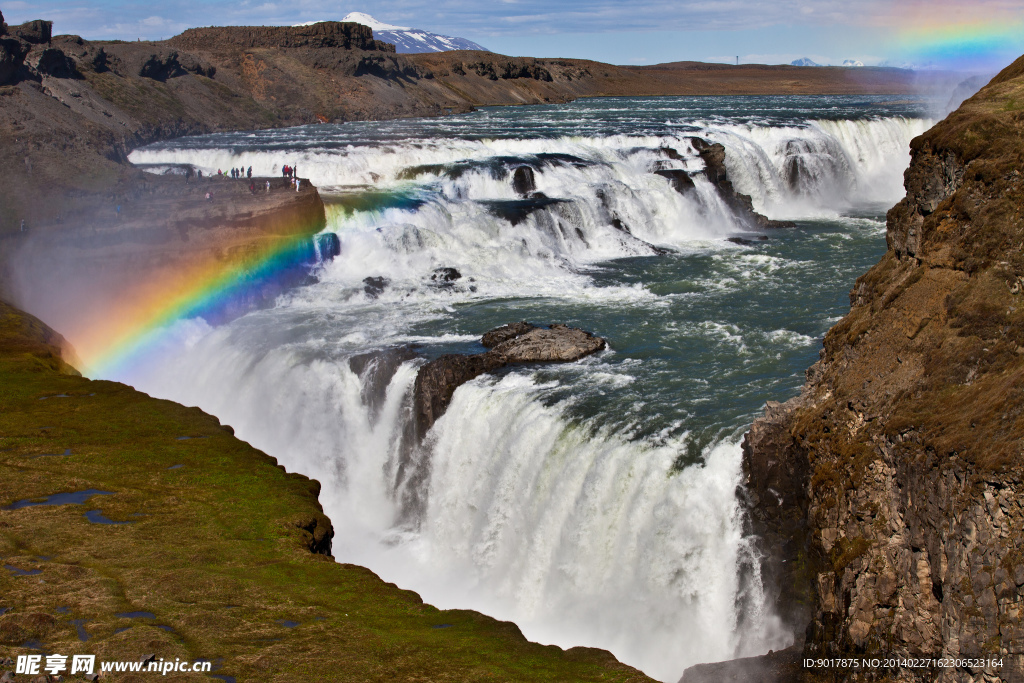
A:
<box><xmin>685</xmin><ymin>138</ymin><xmax>795</xmax><ymax>230</ymax></box>
<box><xmin>169</xmin><ymin>22</ymin><xmax>394</xmax><ymax>53</ymax></box>
<box><xmin>9</xmin><ymin>19</ymin><xmax>51</xmax><ymax>45</ymax></box>
<box><xmin>0</xmin><ymin>37</ymin><xmax>28</xmax><ymax>85</ymax></box>
<box><xmin>740</xmin><ymin>55</ymin><xmax>1024</xmax><ymax>681</ymax></box>
<box><xmin>27</xmin><ymin>47</ymin><xmax>80</xmax><ymax>79</ymax></box>
<box><xmin>133</xmin><ymin>50</ymin><xmax>216</xmax><ymax>81</ymax></box>
<box><xmin>413</xmin><ymin>323</ymin><xmax>606</xmax><ymax>437</ymax></box>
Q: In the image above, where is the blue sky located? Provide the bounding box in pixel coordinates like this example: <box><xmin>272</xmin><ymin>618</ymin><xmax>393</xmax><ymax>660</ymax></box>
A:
<box><xmin>4</xmin><ymin>0</ymin><xmax>1023</xmax><ymax>69</ymax></box>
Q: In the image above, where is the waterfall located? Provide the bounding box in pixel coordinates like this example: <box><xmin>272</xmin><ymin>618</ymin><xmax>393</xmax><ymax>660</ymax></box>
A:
<box><xmin>109</xmin><ymin>101</ymin><xmax>925</xmax><ymax>681</ymax></box>
<box><xmin>124</xmin><ymin>330</ymin><xmax>789</xmax><ymax>682</ymax></box>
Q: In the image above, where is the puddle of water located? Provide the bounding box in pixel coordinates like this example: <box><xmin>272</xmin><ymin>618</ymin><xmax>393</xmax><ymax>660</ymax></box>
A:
<box><xmin>116</xmin><ymin>611</ymin><xmax>156</xmax><ymax>619</ymax></box>
<box><xmin>167</xmin><ymin>464</ymin><xmax>184</xmax><ymax>470</ymax></box>
<box><xmin>275</xmin><ymin>620</ymin><xmax>299</xmax><ymax>628</ymax></box>
<box><xmin>22</xmin><ymin>639</ymin><xmax>45</xmax><ymax>650</ymax></box>
<box><xmin>71</xmin><ymin>619</ymin><xmax>91</xmax><ymax>642</ymax></box>
<box><xmin>38</xmin><ymin>394</ymin><xmax>70</xmax><ymax>400</ymax></box>
<box><xmin>431</xmin><ymin>624</ymin><xmax>453</xmax><ymax>629</ymax></box>
<box><xmin>176</xmin><ymin>436</ymin><xmax>209</xmax><ymax>441</ymax></box>
<box><xmin>4</xmin><ymin>489</ymin><xmax>113</xmax><ymax>510</ymax></box>
<box><xmin>114</xmin><ymin>626</ymin><xmax>132</xmax><ymax>634</ymax></box>
<box><xmin>84</xmin><ymin>510</ymin><xmax>133</xmax><ymax>525</ymax></box>
<box><xmin>209</xmin><ymin>676</ymin><xmax>236</xmax><ymax>683</ymax></box>
<box><xmin>33</xmin><ymin>449</ymin><xmax>72</xmax><ymax>458</ymax></box>
<box><xmin>5</xmin><ymin>565</ymin><xmax>42</xmax><ymax>577</ymax></box>
<box><xmin>0</xmin><ymin>607</ymin><xmax>9</xmax><ymax>615</ymax></box>
<box><xmin>55</xmin><ymin>606</ymin><xmax>70</xmax><ymax>614</ymax></box>
<box><xmin>155</xmin><ymin>624</ymin><xmax>175</xmax><ymax>632</ymax></box>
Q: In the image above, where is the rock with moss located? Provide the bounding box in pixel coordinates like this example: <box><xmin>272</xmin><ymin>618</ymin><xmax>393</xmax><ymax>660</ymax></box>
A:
<box><xmin>738</xmin><ymin>54</ymin><xmax>1024</xmax><ymax>682</ymax></box>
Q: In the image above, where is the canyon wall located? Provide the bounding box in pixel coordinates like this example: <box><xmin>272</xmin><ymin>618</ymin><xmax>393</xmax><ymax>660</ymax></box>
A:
<box><xmin>741</xmin><ymin>55</ymin><xmax>1024</xmax><ymax>682</ymax></box>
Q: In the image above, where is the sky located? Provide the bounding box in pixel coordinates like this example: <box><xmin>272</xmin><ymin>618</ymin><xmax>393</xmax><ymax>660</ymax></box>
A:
<box><xmin>4</xmin><ymin>0</ymin><xmax>1023</xmax><ymax>70</ymax></box>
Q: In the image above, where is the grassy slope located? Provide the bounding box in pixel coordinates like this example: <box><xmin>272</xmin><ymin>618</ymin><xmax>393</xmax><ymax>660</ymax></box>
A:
<box><xmin>0</xmin><ymin>300</ymin><xmax>651</xmax><ymax>682</ymax></box>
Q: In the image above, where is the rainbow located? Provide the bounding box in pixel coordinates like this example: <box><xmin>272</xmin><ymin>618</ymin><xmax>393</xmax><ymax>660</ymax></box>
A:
<box><xmin>886</xmin><ymin>4</ymin><xmax>1024</xmax><ymax>70</ymax></box>
<box><xmin>81</xmin><ymin>231</ymin><xmax>336</xmax><ymax>379</ymax></box>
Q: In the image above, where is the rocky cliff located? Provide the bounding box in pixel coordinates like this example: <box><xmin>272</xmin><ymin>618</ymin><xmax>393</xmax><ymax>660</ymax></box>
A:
<box><xmin>735</xmin><ymin>54</ymin><xmax>1024</xmax><ymax>682</ymax></box>
<box><xmin>170</xmin><ymin>21</ymin><xmax>395</xmax><ymax>52</ymax></box>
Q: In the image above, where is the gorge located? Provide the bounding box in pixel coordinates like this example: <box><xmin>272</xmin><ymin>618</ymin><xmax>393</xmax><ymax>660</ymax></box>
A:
<box><xmin>2</xmin><ymin>10</ymin><xmax>1023</xmax><ymax>683</ymax></box>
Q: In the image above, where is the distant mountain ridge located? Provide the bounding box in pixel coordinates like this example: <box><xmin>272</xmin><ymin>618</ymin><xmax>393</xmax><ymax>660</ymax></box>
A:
<box><xmin>791</xmin><ymin>58</ymin><xmax>820</xmax><ymax>67</ymax></box>
<box><xmin>339</xmin><ymin>12</ymin><xmax>488</xmax><ymax>53</ymax></box>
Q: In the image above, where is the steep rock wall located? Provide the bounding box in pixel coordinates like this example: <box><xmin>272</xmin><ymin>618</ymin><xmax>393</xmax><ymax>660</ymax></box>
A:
<box><xmin>741</xmin><ymin>55</ymin><xmax>1024</xmax><ymax>682</ymax></box>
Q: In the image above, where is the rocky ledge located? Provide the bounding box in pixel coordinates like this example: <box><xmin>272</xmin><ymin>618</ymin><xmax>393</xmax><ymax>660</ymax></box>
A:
<box><xmin>414</xmin><ymin>323</ymin><xmax>606</xmax><ymax>437</ymax></box>
<box><xmin>687</xmin><ymin>54</ymin><xmax>1024</xmax><ymax>683</ymax></box>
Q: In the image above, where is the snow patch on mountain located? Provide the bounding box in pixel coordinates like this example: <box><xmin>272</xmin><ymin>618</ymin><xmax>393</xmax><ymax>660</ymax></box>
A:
<box><xmin>842</xmin><ymin>59</ymin><xmax>865</xmax><ymax>67</ymax></box>
<box><xmin>339</xmin><ymin>12</ymin><xmax>488</xmax><ymax>53</ymax></box>
<box><xmin>790</xmin><ymin>58</ymin><xmax>820</xmax><ymax>67</ymax></box>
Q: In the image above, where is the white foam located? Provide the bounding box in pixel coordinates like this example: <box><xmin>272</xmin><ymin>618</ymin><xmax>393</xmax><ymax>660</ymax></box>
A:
<box><xmin>127</xmin><ymin>343</ymin><xmax>789</xmax><ymax>681</ymax></box>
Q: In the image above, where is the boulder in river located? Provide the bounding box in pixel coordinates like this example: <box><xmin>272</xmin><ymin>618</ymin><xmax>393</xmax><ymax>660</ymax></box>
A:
<box><xmin>414</xmin><ymin>322</ymin><xmax>606</xmax><ymax>437</ymax></box>
<box><xmin>430</xmin><ymin>267</ymin><xmax>461</xmax><ymax>285</ymax></box>
<box><xmin>363</xmin><ymin>276</ymin><xmax>389</xmax><ymax>298</ymax></box>
<box><xmin>512</xmin><ymin>166</ymin><xmax>536</xmax><ymax>195</ymax></box>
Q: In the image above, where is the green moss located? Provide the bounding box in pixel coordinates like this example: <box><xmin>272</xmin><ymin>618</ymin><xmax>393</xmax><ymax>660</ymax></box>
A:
<box><xmin>0</xmin><ymin>301</ymin><xmax>650</xmax><ymax>682</ymax></box>
<box><xmin>830</xmin><ymin>537</ymin><xmax>871</xmax><ymax>572</ymax></box>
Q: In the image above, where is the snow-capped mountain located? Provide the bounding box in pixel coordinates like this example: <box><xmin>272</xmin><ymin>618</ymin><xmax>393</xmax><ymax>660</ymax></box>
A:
<box><xmin>842</xmin><ymin>59</ymin><xmax>865</xmax><ymax>67</ymax></box>
<box><xmin>340</xmin><ymin>12</ymin><xmax>488</xmax><ymax>53</ymax></box>
<box><xmin>790</xmin><ymin>58</ymin><xmax>820</xmax><ymax>67</ymax></box>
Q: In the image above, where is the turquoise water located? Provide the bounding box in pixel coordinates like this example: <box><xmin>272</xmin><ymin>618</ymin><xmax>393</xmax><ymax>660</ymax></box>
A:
<box><xmin>407</xmin><ymin>210</ymin><xmax>889</xmax><ymax>465</ymax></box>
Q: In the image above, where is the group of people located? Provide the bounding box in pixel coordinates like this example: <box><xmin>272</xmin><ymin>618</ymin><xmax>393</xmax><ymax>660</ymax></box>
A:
<box><xmin>222</xmin><ymin>166</ymin><xmax>252</xmax><ymax>179</ymax></box>
<box><xmin>190</xmin><ymin>164</ymin><xmax>301</xmax><ymax>194</ymax></box>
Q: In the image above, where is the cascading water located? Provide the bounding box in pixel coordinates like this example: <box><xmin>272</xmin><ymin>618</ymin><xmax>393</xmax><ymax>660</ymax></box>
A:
<box><xmin>109</xmin><ymin>95</ymin><xmax>932</xmax><ymax>681</ymax></box>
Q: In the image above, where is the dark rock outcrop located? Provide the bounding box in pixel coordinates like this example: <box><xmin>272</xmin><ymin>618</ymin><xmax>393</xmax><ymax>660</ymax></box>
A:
<box><xmin>512</xmin><ymin>166</ymin><xmax>536</xmax><ymax>195</ymax></box>
<box><xmin>430</xmin><ymin>267</ymin><xmax>461</xmax><ymax>284</ymax></box>
<box><xmin>136</xmin><ymin>50</ymin><xmax>216</xmax><ymax>80</ymax></box>
<box><xmin>414</xmin><ymin>323</ymin><xmax>606</xmax><ymax>436</ymax></box>
<box><xmin>0</xmin><ymin>37</ymin><xmax>28</xmax><ymax>84</ymax></box>
<box><xmin>691</xmin><ymin>137</ymin><xmax>795</xmax><ymax>229</ymax></box>
<box><xmin>680</xmin><ymin>645</ymin><xmax>803</xmax><ymax>683</ymax></box>
<box><xmin>737</xmin><ymin>56</ymin><xmax>1024</xmax><ymax>682</ymax></box>
<box><xmin>654</xmin><ymin>168</ymin><xmax>696</xmax><ymax>194</ymax></box>
<box><xmin>9</xmin><ymin>19</ymin><xmax>51</xmax><ymax>45</ymax></box>
<box><xmin>363</xmin><ymin>276</ymin><xmax>389</xmax><ymax>298</ymax></box>
<box><xmin>169</xmin><ymin>22</ymin><xmax>395</xmax><ymax>53</ymax></box>
<box><xmin>27</xmin><ymin>47</ymin><xmax>80</xmax><ymax>79</ymax></box>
